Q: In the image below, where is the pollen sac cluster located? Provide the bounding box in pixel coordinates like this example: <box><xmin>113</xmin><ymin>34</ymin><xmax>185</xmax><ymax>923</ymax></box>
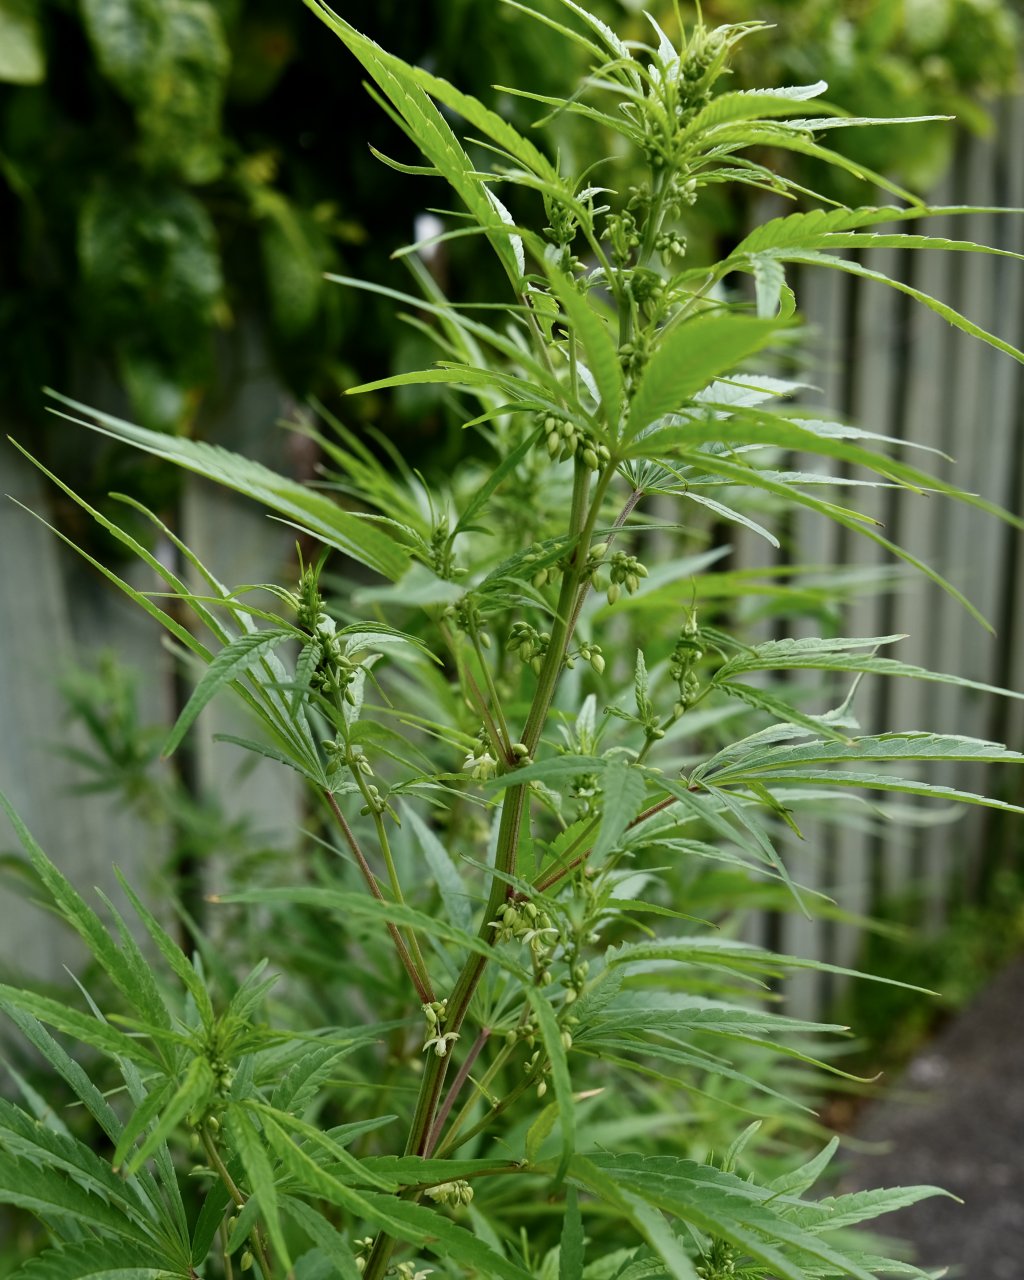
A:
<box><xmin>421</xmin><ymin>999</ymin><xmax>459</xmax><ymax>1058</ymax></box>
<box><xmin>463</xmin><ymin>728</ymin><xmax>498</xmax><ymax>781</ymax></box>
<box><xmin>567</xmin><ymin>640</ymin><xmax>605</xmax><ymax>675</ymax></box>
<box><xmin>425</xmin><ymin>1179</ymin><xmax>474</xmax><ymax>1208</ymax></box>
<box><xmin>305</xmin><ymin>612</ymin><xmax>364</xmax><ymax>707</ymax></box>
<box><xmin>606</xmin><ymin>551</ymin><xmax>648</xmax><ymax>604</ymax></box>
<box><xmin>508</xmin><ymin>621</ymin><xmax>550</xmax><ymax>674</ymax></box>
<box><xmin>489</xmin><ymin>899</ymin><xmax>559</xmax><ymax>965</ymax></box>
<box><xmin>669</xmin><ymin>612</ymin><xmax>704</xmax><ymax>715</ymax></box>
<box><xmin>539</xmin><ymin>412</ymin><xmax>611</xmax><ymax>472</ymax></box>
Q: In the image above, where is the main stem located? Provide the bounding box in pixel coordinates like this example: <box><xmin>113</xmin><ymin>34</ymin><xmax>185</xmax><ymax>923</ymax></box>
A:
<box><xmin>362</xmin><ymin>463</ymin><xmax>598</xmax><ymax>1280</ymax></box>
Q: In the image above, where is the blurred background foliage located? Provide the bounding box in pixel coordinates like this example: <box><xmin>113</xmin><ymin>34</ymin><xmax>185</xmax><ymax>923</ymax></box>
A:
<box><xmin>0</xmin><ymin>0</ymin><xmax>1018</xmax><ymax>444</ymax></box>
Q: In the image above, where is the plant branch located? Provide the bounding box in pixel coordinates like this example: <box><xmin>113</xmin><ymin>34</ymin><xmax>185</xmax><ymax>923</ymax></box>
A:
<box><xmin>534</xmin><ymin>794</ymin><xmax>678</xmax><ymax>893</ymax></box>
<box><xmin>424</xmin><ymin>1026</ymin><xmax>491</xmax><ymax>1157</ymax></box>
<box><xmin>568</xmin><ymin>484</ymin><xmax>644</xmax><ymax>638</ymax></box>
<box><xmin>380</xmin><ymin>461</ymin><xmax>598</xmax><ymax>1184</ymax></box>
<box><xmin>323</xmin><ymin>789</ymin><xmax>434</xmax><ymax>1004</ymax></box>
<box><xmin>202</xmin><ymin>1129</ymin><xmax>274</xmax><ymax>1280</ymax></box>
<box><xmin>434</xmin><ymin>1034</ymin><xmax>519</xmax><ymax>1158</ymax></box>
<box><xmin>468</xmin><ymin>621</ymin><xmax>513</xmax><ymax>758</ymax></box>
<box><xmin>441</xmin><ymin>619</ymin><xmax>508</xmax><ymax>758</ymax></box>
<box><xmin>370</xmin><ymin>805</ymin><xmax>433</xmax><ymax>997</ymax></box>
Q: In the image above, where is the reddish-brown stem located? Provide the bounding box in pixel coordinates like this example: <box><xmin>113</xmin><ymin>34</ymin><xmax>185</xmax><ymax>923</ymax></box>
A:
<box><xmin>534</xmin><ymin>794</ymin><xmax>678</xmax><ymax>892</ymax></box>
<box><xmin>424</xmin><ymin>1026</ymin><xmax>491</xmax><ymax>1157</ymax></box>
<box><xmin>323</xmin><ymin>789</ymin><xmax>434</xmax><ymax>1004</ymax></box>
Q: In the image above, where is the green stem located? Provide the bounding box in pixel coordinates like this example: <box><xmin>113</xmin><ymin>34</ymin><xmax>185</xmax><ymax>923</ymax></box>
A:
<box><xmin>441</xmin><ymin>620</ymin><xmax>507</xmax><ymax>758</ymax></box>
<box><xmin>349</xmin><ymin>760</ymin><xmax>433</xmax><ymax>996</ymax></box>
<box><xmin>202</xmin><ymin>1129</ymin><xmax>274</xmax><ymax>1280</ymax></box>
<box><xmin>522</xmin><ymin>463</ymin><xmax>593</xmax><ymax>750</ymax></box>
<box><xmin>530</xmin><ymin>814</ymin><xmax>600</xmax><ymax>893</ymax></box>
<box><xmin>535</xmin><ymin>794</ymin><xmax>678</xmax><ymax>893</ymax></box>
<box><xmin>371</xmin><ymin>805</ymin><xmax>433</xmax><ymax>998</ymax></box>
<box><xmin>425</xmin><ymin>1026</ymin><xmax>491</xmax><ymax>1156</ymax></box>
<box><xmin>364</xmin><ymin>464</ymin><xmax>602</xmax><ymax>1280</ymax></box>
<box><xmin>468</xmin><ymin>622</ymin><xmax>513</xmax><ymax>758</ymax></box>
<box><xmin>220</xmin><ymin>1219</ymin><xmax>236</xmax><ymax>1280</ymax></box>
<box><xmin>567</xmin><ymin>484</ymin><xmax>643</xmax><ymax>639</ymax></box>
<box><xmin>438</xmin><ymin>1062</ymin><xmax>544</xmax><ymax>1154</ymax></box>
<box><xmin>638</xmin><ymin>167</ymin><xmax>670</xmax><ymax>269</ymax></box>
<box><xmin>434</xmin><ymin>1033</ymin><xmax>519</xmax><ymax>1157</ymax></box>
<box><xmin>323</xmin><ymin>790</ymin><xmax>433</xmax><ymax>1004</ymax></box>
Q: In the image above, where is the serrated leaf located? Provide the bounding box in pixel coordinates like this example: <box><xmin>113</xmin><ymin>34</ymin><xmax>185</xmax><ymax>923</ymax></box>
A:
<box><xmin>726</xmin><ymin>767</ymin><xmax>1024</xmax><ymax>814</ymax></box>
<box><xmin>526</xmin><ymin>1102</ymin><xmax>560</xmax><ymax>1165</ymax></box>
<box><xmin>44</xmin><ymin>393</ymin><xmax>411</xmax><ymax>581</ymax></box>
<box><xmin>0</xmin><ymin>791</ymin><xmax>171</xmax><ymax>1034</ymax></box>
<box><xmin>359</xmin><ymin>1193</ymin><xmax>534</xmax><ymax>1280</ymax></box>
<box><xmin>246</xmin><ymin>1101</ymin><xmax>396</xmax><ymax>1191</ymax></box>
<box><xmin>455</xmin><ymin>426</ymin><xmax>544</xmax><ymax>535</ymax></box>
<box><xmin>482</xmin><ymin>754</ymin><xmax>607</xmax><ymax>793</ymax></box>
<box><xmin>783</xmin><ymin>1184</ymin><xmax>954</xmax><ymax>1234</ymax></box>
<box><xmin>0</xmin><ymin>1098</ymin><xmax>150</xmax><ymax>1228</ymax></box>
<box><xmin>227</xmin><ymin>1105</ymin><xmax>292</xmax><ymax>1271</ymax></box>
<box><xmin>212</xmin><ymin>732</ymin><xmax>327</xmax><ymax>787</ymax></box>
<box><xmin>269</xmin><ymin>1042</ymin><xmax>360</xmax><ymax>1116</ymax></box>
<box><xmin>682</xmin><ymin>82</ymin><xmax>830</xmax><ymax>137</ymax></box>
<box><xmin>626</xmin><ymin>314</ymin><xmax>785</xmax><ymax>439</ymax></box>
<box><xmin>607</xmin><ymin>934</ymin><xmax>935</xmax><ymax>993</ymax></box>
<box><xmin>784</xmin><ymin>246</ymin><xmax>1024</xmax><ymax>370</ymax></box>
<box><xmin>112</xmin><ymin>1077</ymin><xmax>175</xmax><ymax>1171</ymax></box>
<box><xmin>404</xmin><ymin>805</ymin><xmax>474</xmax><ymax>932</ymax></box>
<box><xmin>0</xmin><ymin>1151</ymin><xmax>155</xmax><ymax>1245</ymax></box>
<box><xmin>303</xmin><ymin>2</ymin><xmax>527</xmax><ymax>289</ymax></box>
<box><xmin>769</xmin><ymin>1139</ymin><xmax>840</xmax><ymax>1198</ymax></box>
<box><xmin>0</xmin><ymin>986</ymin><xmax>159</xmax><ymax>1066</ymax></box>
<box><xmin>667</xmin><ymin>446</ymin><xmax>994</xmax><ymax>629</ymax></box>
<box><xmin>264</xmin><ymin>1112</ymin><xmax>532</xmax><ymax>1280</ymax></box>
<box><xmin>163</xmin><ymin>627</ymin><xmax>293</xmax><ymax>757</ymax></box>
<box><xmin>577</xmin><ymin>1154</ymin><xmax>877</xmax><ymax>1280</ymax></box>
<box><xmin>190</xmin><ymin>1179</ymin><xmax>232</xmax><ymax>1267</ymax></box>
<box><xmin>545</xmin><ymin>268</ymin><xmax>624</xmax><ymax>434</ymax></box>
<box><xmin>579</xmin><ymin>995</ymin><xmax>845</xmax><ymax>1043</ymax></box>
<box><xmin>716</xmin><ymin>634</ymin><xmax>1024</xmax><ymax>701</ymax></box>
<box><xmin>713</xmin><ymin>681</ymin><xmax>853</xmax><ymax>744</ymax></box>
<box><xmin>216</xmin><ymin>886</ymin><xmax>529</xmax><ymax>980</ymax></box>
<box><xmin>8</xmin><ymin>1240</ymin><xmax>186</xmax><ymax>1279</ymax></box>
<box><xmin>565</xmin><ymin>1157</ymin><xmax>698</xmax><ymax>1280</ymax></box>
<box><xmin>123</xmin><ymin>1056</ymin><xmax>215</xmax><ymax>1176</ymax></box>
<box><xmin>526</xmin><ymin>988</ymin><xmax>575</xmax><ymax>1182</ymax></box>
<box><xmin>281</xmin><ymin>1198</ymin><xmax>363</xmax><ymax>1279</ymax></box>
<box><xmin>0</xmin><ymin>1008</ymin><xmax>123</xmax><ymax>1143</ymax></box>
<box><xmin>593</xmin><ymin>762</ymin><xmax>648</xmax><ymax>865</ymax></box>
<box><xmin>114</xmin><ymin>871</ymin><xmax>215</xmax><ymax>1031</ymax></box>
<box><xmin>708</xmin><ymin>731</ymin><xmax>1024</xmax><ymax>780</ymax></box>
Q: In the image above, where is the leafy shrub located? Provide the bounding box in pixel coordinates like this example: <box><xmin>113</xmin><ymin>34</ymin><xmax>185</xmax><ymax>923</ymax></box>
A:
<box><xmin>2</xmin><ymin>4</ymin><xmax>1024</xmax><ymax>1278</ymax></box>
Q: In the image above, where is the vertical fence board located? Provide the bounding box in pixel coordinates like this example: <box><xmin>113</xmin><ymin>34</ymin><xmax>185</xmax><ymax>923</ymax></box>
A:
<box><xmin>0</xmin><ymin>451</ymin><xmax>160</xmax><ymax>982</ymax></box>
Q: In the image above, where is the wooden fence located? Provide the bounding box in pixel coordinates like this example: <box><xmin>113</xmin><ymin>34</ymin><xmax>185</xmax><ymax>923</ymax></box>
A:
<box><xmin>0</xmin><ymin>106</ymin><xmax>1022</xmax><ymax>1018</ymax></box>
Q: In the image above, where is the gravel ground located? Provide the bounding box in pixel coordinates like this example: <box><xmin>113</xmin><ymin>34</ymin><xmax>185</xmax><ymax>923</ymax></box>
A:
<box><xmin>842</xmin><ymin>956</ymin><xmax>1024</xmax><ymax>1279</ymax></box>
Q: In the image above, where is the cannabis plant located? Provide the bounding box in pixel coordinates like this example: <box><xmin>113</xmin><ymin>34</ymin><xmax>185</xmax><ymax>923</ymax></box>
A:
<box><xmin>3</xmin><ymin>3</ymin><xmax>1023</xmax><ymax>1278</ymax></box>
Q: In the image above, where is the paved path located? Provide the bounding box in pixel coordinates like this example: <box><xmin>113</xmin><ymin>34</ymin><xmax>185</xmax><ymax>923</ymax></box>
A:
<box><xmin>843</xmin><ymin>956</ymin><xmax>1024</xmax><ymax>1278</ymax></box>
